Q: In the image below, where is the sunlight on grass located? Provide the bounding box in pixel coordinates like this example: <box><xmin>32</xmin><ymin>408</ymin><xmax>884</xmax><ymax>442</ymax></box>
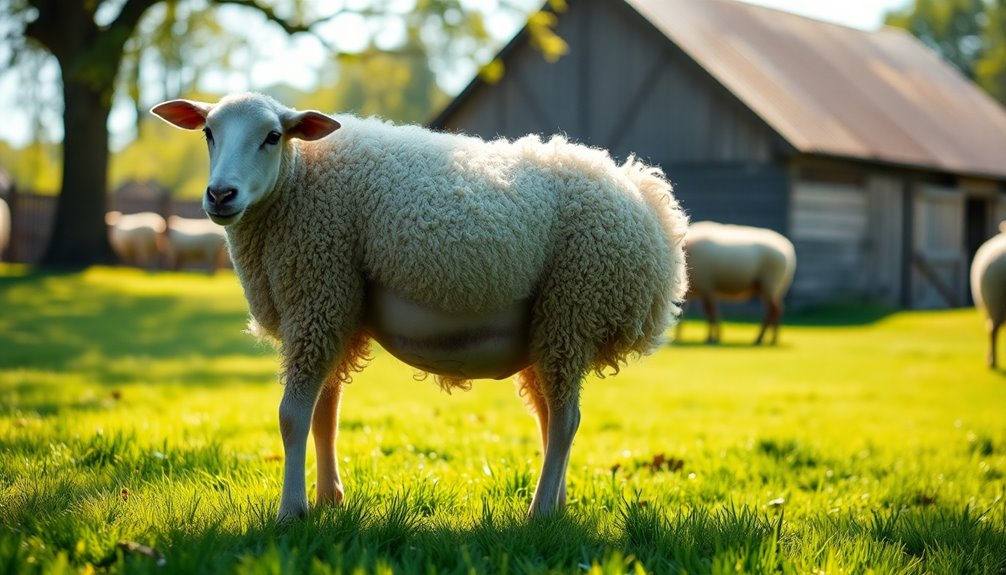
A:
<box><xmin>1</xmin><ymin>267</ymin><xmax>1004</xmax><ymax>574</ymax></box>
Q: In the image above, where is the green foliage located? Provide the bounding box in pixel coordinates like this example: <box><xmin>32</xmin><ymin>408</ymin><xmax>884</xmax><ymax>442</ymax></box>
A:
<box><xmin>0</xmin><ymin>139</ymin><xmax>61</xmax><ymax>194</ymax></box>
<box><xmin>885</xmin><ymin>0</ymin><xmax>1006</xmax><ymax>105</ymax></box>
<box><xmin>1</xmin><ymin>266</ymin><xmax>1004</xmax><ymax>573</ymax></box>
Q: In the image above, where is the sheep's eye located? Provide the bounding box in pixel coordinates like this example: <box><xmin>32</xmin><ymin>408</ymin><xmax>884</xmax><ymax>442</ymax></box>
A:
<box><xmin>264</xmin><ymin>131</ymin><xmax>281</xmax><ymax>146</ymax></box>
<box><xmin>203</xmin><ymin>127</ymin><xmax>214</xmax><ymax>144</ymax></box>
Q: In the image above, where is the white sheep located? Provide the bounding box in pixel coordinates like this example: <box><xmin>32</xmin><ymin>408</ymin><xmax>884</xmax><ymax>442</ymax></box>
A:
<box><xmin>105</xmin><ymin>211</ymin><xmax>167</xmax><ymax>269</ymax></box>
<box><xmin>683</xmin><ymin>221</ymin><xmax>796</xmax><ymax>345</ymax></box>
<box><xmin>165</xmin><ymin>215</ymin><xmax>228</xmax><ymax>273</ymax></box>
<box><xmin>151</xmin><ymin>92</ymin><xmax>689</xmax><ymax>521</ymax></box>
<box><xmin>970</xmin><ymin>222</ymin><xmax>1006</xmax><ymax>368</ymax></box>
<box><xmin>0</xmin><ymin>197</ymin><xmax>10</xmax><ymax>261</ymax></box>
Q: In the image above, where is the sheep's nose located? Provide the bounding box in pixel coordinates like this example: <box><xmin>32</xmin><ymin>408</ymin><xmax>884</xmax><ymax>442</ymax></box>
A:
<box><xmin>206</xmin><ymin>185</ymin><xmax>237</xmax><ymax>208</ymax></box>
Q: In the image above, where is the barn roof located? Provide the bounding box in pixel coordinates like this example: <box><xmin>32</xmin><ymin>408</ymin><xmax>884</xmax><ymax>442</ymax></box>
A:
<box><xmin>433</xmin><ymin>0</ymin><xmax>1006</xmax><ymax>180</ymax></box>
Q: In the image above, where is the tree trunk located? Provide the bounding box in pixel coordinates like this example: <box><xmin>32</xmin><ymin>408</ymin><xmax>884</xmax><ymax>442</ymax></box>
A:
<box><xmin>39</xmin><ymin>75</ymin><xmax>118</xmax><ymax>268</ymax></box>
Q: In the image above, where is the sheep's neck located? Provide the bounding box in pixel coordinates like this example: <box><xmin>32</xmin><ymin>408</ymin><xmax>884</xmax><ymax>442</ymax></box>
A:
<box><xmin>364</xmin><ymin>282</ymin><xmax>533</xmax><ymax>380</ymax></box>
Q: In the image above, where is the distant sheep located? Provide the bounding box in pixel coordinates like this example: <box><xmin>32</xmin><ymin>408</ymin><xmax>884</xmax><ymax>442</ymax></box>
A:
<box><xmin>0</xmin><ymin>197</ymin><xmax>9</xmax><ymax>261</ymax></box>
<box><xmin>684</xmin><ymin>221</ymin><xmax>796</xmax><ymax>345</ymax></box>
<box><xmin>152</xmin><ymin>92</ymin><xmax>689</xmax><ymax>521</ymax></box>
<box><xmin>970</xmin><ymin>222</ymin><xmax>1006</xmax><ymax>368</ymax></box>
<box><xmin>165</xmin><ymin>215</ymin><xmax>228</xmax><ymax>273</ymax></box>
<box><xmin>105</xmin><ymin>211</ymin><xmax>166</xmax><ymax>269</ymax></box>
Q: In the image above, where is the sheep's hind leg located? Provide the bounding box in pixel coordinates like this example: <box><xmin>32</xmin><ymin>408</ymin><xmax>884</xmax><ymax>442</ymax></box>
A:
<box><xmin>755</xmin><ymin>299</ymin><xmax>781</xmax><ymax>346</ymax></box>
<box><xmin>312</xmin><ymin>378</ymin><xmax>345</xmax><ymax>506</ymax></box>
<box><xmin>518</xmin><ymin>369</ymin><xmax>570</xmax><ymax>507</ymax></box>
<box><xmin>527</xmin><ymin>381</ymin><xmax>580</xmax><ymax>518</ymax></box>
<box><xmin>277</xmin><ymin>372</ymin><xmax>326</xmax><ymax>522</ymax></box>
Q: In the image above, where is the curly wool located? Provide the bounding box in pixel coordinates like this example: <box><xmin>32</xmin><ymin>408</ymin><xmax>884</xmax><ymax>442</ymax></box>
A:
<box><xmin>226</xmin><ymin>108</ymin><xmax>688</xmax><ymax>394</ymax></box>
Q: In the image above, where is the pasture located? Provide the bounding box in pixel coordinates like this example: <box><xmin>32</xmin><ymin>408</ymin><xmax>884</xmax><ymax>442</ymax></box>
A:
<box><xmin>0</xmin><ymin>266</ymin><xmax>1004</xmax><ymax>574</ymax></box>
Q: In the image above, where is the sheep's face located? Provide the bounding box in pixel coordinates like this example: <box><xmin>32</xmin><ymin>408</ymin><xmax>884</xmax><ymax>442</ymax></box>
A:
<box><xmin>151</xmin><ymin>93</ymin><xmax>340</xmax><ymax>226</ymax></box>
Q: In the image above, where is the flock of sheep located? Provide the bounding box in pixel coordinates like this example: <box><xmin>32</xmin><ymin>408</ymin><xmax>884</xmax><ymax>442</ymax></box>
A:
<box><xmin>104</xmin><ymin>210</ymin><xmax>229</xmax><ymax>273</ymax></box>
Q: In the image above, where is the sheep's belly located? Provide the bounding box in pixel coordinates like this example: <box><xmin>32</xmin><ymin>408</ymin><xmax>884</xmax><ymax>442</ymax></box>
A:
<box><xmin>365</xmin><ymin>284</ymin><xmax>533</xmax><ymax>380</ymax></box>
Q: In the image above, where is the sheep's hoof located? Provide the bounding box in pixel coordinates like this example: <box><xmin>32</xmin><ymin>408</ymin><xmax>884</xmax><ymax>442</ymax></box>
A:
<box><xmin>276</xmin><ymin>502</ymin><xmax>309</xmax><ymax>524</ymax></box>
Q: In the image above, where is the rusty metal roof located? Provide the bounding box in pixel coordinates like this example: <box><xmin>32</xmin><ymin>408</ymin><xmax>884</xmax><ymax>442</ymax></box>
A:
<box><xmin>626</xmin><ymin>0</ymin><xmax>1006</xmax><ymax>180</ymax></box>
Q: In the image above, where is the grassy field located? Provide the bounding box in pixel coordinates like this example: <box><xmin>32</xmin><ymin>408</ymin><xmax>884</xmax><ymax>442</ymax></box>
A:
<box><xmin>1</xmin><ymin>266</ymin><xmax>1004</xmax><ymax>574</ymax></box>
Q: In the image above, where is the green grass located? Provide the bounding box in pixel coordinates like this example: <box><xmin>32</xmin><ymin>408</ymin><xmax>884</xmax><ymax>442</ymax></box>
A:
<box><xmin>1</xmin><ymin>266</ymin><xmax>1004</xmax><ymax>574</ymax></box>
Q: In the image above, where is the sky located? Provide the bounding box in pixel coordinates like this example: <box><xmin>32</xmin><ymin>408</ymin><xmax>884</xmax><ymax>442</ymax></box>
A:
<box><xmin>0</xmin><ymin>0</ymin><xmax>911</xmax><ymax>149</ymax></box>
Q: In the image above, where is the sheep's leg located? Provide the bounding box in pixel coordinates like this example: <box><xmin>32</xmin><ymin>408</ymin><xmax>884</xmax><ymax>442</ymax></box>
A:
<box><xmin>755</xmin><ymin>299</ymin><xmax>781</xmax><ymax>346</ymax></box>
<box><xmin>277</xmin><ymin>372</ymin><xmax>326</xmax><ymax>522</ymax></box>
<box><xmin>769</xmin><ymin>300</ymin><xmax>783</xmax><ymax>345</ymax></box>
<box><xmin>989</xmin><ymin>318</ymin><xmax>1001</xmax><ymax>369</ymax></box>
<box><xmin>312</xmin><ymin>378</ymin><xmax>345</xmax><ymax>506</ymax></box>
<box><xmin>518</xmin><ymin>369</ymin><xmax>569</xmax><ymax>507</ymax></box>
<box><xmin>527</xmin><ymin>386</ymin><xmax>580</xmax><ymax>517</ymax></box>
<box><xmin>702</xmin><ymin>297</ymin><xmax>720</xmax><ymax>344</ymax></box>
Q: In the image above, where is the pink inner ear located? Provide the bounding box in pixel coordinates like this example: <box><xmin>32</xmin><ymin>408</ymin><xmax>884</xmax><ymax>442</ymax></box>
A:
<box><xmin>287</xmin><ymin>111</ymin><xmax>341</xmax><ymax>141</ymax></box>
<box><xmin>151</xmin><ymin>101</ymin><xmax>208</xmax><ymax>130</ymax></box>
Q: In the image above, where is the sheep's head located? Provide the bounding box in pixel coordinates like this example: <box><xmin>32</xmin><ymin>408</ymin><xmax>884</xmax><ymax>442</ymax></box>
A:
<box><xmin>151</xmin><ymin>93</ymin><xmax>340</xmax><ymax>225</ymax></box>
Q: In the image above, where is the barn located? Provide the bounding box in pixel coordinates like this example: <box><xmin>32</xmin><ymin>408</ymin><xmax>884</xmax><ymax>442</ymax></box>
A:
<box><xmin>430</xmin><ymin>0</ymin><xmax>1006</xmax><ymax>309</ymax></box>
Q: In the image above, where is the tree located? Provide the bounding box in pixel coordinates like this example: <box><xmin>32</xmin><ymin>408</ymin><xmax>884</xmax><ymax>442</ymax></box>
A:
<box><xmin>3</xmin><ymin>0</ymin><xmax>328</xmax><ymax>267</ymax></box>
<box><xmin>884</xmin><ymin>0</ymin><xmax>1006</xmax><ymax>106</ymax></box>
<box><xmin>2</xmin><ymin>0</ymin><xmax>562</xmax><ymax>268</ymax></box>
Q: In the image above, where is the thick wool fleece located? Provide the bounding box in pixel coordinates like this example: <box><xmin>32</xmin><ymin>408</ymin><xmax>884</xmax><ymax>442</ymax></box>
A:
<box><xmin>971</xmin><ymin>230</ymin><xmax>1006</xmax><ymax>324</ymax></box>
<box><xmin>226</xmin><ymin>111</ymin><xmax>688</xmax><ymax>394</ymax></box>
<box><xmin>685</xmin><ymin>221</ymin><xmax>796</xmax><ymax>302</ymax></box>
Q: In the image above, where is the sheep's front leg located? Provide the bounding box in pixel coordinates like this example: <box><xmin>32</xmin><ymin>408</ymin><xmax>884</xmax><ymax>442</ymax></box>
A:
<box><xmin>312</xmin><ymin>380</ymin><xmax>345</xmax><ymax>505</ymax></box>
<box><xmin>527</xmin><ymin>388</ymin><xmax>580</xmax><ymax>517</ymax></box>
<box><xmin>278</xmin><ymin>374</ymin><xmax>325</xmax><ymax>522</ymax></box>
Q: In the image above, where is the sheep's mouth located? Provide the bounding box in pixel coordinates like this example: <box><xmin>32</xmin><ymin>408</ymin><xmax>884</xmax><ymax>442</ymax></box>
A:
<box><xmin>205</xmin><ymin>209</ymin><xmax>242</xmax><ymax>226</ymax></box>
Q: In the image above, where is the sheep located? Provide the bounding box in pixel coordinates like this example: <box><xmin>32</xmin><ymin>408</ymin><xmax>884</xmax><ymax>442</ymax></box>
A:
<box><xmin>0</xmin><ymin>197</ymin><xmax>10</xmax><ymax>261</ymax></box>
<box><xmin>970</xmin><ymin>222</ymin><xmax>1006</xmax><ymax>368</ymax></box>
<box><xmin>682</xmin><ymin>221</ymin><xmax>796</xmax><ymax>345</ymax></box>
<box><xmin>151</xmin><ymin>92</ymin><xmax>689</xmax><ymax>522</ymax></box>
<box><xmin>165</xmin><ymin>215</ymin><xmax>229</xmax><ymax>273</ymax></box>
<box><xmin>105</xmin><ymin>210</ymin><xmax>167</xmax><ymax>269</ymax></box>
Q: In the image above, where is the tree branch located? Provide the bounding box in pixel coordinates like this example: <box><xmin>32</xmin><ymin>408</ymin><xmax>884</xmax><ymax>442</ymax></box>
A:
<box><xmin>209</xmin><ymin>0</ymin><xmax>374</xmax><ymax>55</ymax></box>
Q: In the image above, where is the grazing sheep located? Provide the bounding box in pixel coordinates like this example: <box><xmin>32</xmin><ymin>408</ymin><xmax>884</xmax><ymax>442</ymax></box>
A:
<box><xmin>970</xmin><ymin>222</ymin><xmax>1006</xmax><ymax>368</ymax></box>
<box><xmin>0</xmin><ymin>197</ymin><xmax>9</xmax><ymax>261</ymax></box>
<box><xmin>683</xmin><ymin>221</ymin><xmax>796</xmax><ymax>345</ymax></box>
<box><xmin>151</xmin><ymin>92</ymin><xmax>689</xmax><ymax>521</ymax></box>
<box><xmin>105</xmin><ymin>211</ymin><xmax>166</xmax><ymax>269</ymax></box>
<box><xmin>165</xmin><ymin>215</ymin><xmax>228</xmax><ymax>273</ymax></box>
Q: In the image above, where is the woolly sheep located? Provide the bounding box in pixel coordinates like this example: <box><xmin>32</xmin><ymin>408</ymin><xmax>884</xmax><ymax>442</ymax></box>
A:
<box><xmin>151</xmin><ymin>92</ymin><xmax>689</xmax><ymax>521</ymax></box>
<box><xmin>105</xmin><ymin>210</ymin><xmax>166</xmax><ymax>269</ymax></box>
<box><xmin>683</xmin><ymin>221</ymin><xmax>796</xmax><ymax>345</ymax></box>
<box><xmin>970</xmin><ymin>222</ymin><xmax>1006</xmax><ymax>368</ymax></box>
<box><xmin>0</xmin><ymin>197</ymin><xmax>9</xmax><ymax>261</ymax></box>
<box><xmin>165</xmin><ymin>215</ymin><xmax>228</xmax><ymax>273</ymax></box>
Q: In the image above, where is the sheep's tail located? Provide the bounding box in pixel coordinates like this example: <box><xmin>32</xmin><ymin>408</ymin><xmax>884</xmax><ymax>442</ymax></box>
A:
<box><xmin>621</xmin><ymin>156</ymin><xmax>690</xmax><ymax>344</ymax></box>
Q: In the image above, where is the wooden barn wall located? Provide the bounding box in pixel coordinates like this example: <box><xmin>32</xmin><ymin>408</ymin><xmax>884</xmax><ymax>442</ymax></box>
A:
<box><xmin>437</xmin><ymin>0</ymin><xmax>775</xmax><ymax>167</ymax></box>
<box><xmin>788</xmin><ymin>179</ymin><xmax>870</xmax><ymax>306</ymax></box>
<box><xmin>668</xmin><ymin>165</ymin><xmax>789</xmax><ymax>233</ymax></box>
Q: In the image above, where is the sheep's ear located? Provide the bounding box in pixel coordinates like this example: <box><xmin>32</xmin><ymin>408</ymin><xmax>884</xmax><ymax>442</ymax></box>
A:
<box><xmin>150</xmin><ymin>100</ymin><xmax>212</xmax><ymax>130</ymax></box>
<box><xmin>283</xmin><ymin>110</ymin><xmax>340</xmax><ymax>141</ymax></box>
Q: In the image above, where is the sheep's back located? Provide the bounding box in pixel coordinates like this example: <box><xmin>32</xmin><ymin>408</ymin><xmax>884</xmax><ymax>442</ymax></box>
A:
<box><xmin>686</xmin><ymin>222</ymin><xmax>795</xmax><ymax>298</ymax></box>
<box><xmin>335</xmin><ymin>120</ymin><xmax>612</xmax><ymax>313</ymax></box>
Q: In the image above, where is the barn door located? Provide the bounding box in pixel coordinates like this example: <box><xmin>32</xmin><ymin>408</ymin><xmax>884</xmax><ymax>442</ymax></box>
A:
<box><xmin>912</xmin><ymin>185</ymin><xmax>965</xmax><ymax>308</ymax></box>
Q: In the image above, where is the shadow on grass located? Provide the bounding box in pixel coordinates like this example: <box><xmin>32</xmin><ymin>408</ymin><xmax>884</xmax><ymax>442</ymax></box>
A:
<box><xmin>677</xmin><ymin>301</ymin><xmax>898</xmax><ymax>333</ymax></box>
<box><xmin>0</xmin><ymin>270</ymin><xmax>267</xmax><ymax>376</ymax></box>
